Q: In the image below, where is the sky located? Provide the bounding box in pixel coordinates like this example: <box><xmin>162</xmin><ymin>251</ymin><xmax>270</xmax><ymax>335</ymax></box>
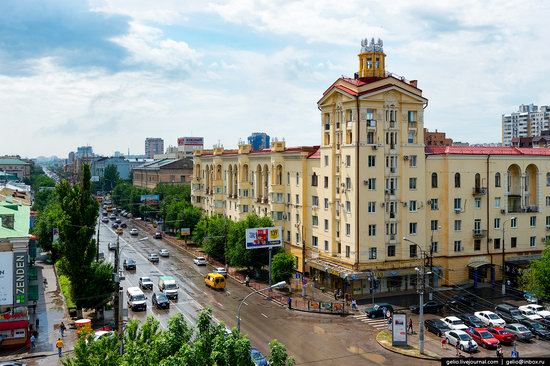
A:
<box><xmin>1</xmin><ymin>0</ymin><xmax>550</xmax><ymax>158</ymax></box>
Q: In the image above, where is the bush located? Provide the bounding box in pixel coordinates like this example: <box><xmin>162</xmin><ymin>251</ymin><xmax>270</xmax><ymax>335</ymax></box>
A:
<box><xmin>58</xmin><ymin>273</ymin><xmax>76</xmax><ymax>310</ymax></box>
<box><xmin>271</xmin><ymin>252</ymin><xmax>296</xmax><ymax>284</ymax></box>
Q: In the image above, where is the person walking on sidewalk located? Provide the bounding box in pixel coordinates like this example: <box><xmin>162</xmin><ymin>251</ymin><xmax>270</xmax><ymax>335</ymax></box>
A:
<box><xmin>287</xmin><ymin>296</ymin><xmax>292</xmax><ymax>310</ymax></box>
<box><xmin>351</xmin><ymin>298</ymin><xmax>358</xmax><ymax>311</ymax></box>
<box><xmin>60</xmin><ymin>322</ymin><xmax>66</xmax><ymax>337</ymax></box>
<box><xmin>56</xmin><ymin>338</ymin><xmax>64</xmax><ymax>357</ymax></box>
<box><xmin>245</xmin><ymin>275</ymin><xmax>250</xmax><ymax>287</ymax></box>
<box><xmin>455</xmin><ymin>340</ymin><xmax>460</xmax><ymax>357</ymax></box>
<box><xmin>441</xmin><ymin>336</ymin><xmax>447</xmax><ymax>349</ymax></box>
<box><xmin>30</xmin><ymin>334</ymin><xmax>35</xmax><ymax>349</ymax></box>
<box><xmin>407</xmin><ymin>318</ymin><xmax>413</xmax><ymax>334</ymax></box>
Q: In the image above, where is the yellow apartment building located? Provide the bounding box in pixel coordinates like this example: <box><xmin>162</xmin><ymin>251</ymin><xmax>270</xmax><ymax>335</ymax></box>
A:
<box><xmin>192</xmin><ymin>38</ymin><xmax>550</xmax><ymax>298</ymax></box>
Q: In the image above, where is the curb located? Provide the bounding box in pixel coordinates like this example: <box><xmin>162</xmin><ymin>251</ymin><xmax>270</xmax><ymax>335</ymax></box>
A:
<box><xmin>376</xmin><ymin>331</ymin><xmax>439</xmax><ymax>361</ymax></box>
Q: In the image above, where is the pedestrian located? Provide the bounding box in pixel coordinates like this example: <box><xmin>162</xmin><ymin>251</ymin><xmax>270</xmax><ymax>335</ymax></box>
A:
<box><xmin>245</xmin><ymin>275</ymin><xmax>250</xmax><ymax>287</ymax></box>
<box><xmin>60</xmin><ymin>322</ymin><xmax>66</xmax><ymax>337</ymax></box>
<box><xmin>351</xmin><ymin>298</ymin><xmax>358</xmax><ymax>311</ymax></box>
<box><xmin>455</xmin><ymin>340</ymin><xmax>460</xmax><ymax>357</ymax></box>
<box><xmin>407</xmin><ymin>318</ymin><xmax>413</xmax><ymax>334</ymax></box>
<box><xmin>30</xmin><ymin>334</ymin><xmax>35</xmax><ymax>349</ymax></box>
<box><xmin>337</xmin><ymin>288</ymin><xmax>343</xmax><ymax>299</ymax></box>
<box><xmin>287</xmin><ymin>296</ymin><xmax>292</xmax><ymax>310</ymax></box>
<box><xmin>496</xmin><ymin>345</ymin><xmax>503</xmax><ymax>358</ymax></box>
<box><xmin>43</xmin><ymin>278</ymin><xmax>47</xmax><ymax>288</ymax></box>
<box><xmin>333</xmin><ymin>289</ymin><xmax>338</xmax><ymax>300</ymax></box>
<box><xmin>441</xmin><ymin>336</ymin><xmax>447</xmax><ymax>349</ymax></box>
<box><xmin>468</xmin><ymin>339</ymin><xmax>475</xmax><ymax>353</ymax></box>
<box><xmin>56</xmin><ymin>337</ymin><xmax>63</xmax><ymax>357</ymax></box>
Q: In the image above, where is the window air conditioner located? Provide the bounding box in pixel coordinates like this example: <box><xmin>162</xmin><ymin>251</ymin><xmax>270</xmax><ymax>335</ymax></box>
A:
<box><xmin>403</xmin><ymin>155</ymin><xmax>409</xmax><ymax>161</ymax></box>
<box><xmin>500</xmin><ymin>209</ymin><xmax>506</xmax><ymax>214</ymax></box>
<box><xmin>363</xmin><ymin>180</ymin><xmax>368</xmax><ymax>185</ymax></box>
<box><xmin>427</xmin><ymin>200</ymin><xmax>432</xmax><ymax>205</ymax></box>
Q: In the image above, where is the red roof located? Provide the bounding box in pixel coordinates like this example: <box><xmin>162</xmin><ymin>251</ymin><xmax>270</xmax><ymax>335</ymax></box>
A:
<box><xmin>308</xmin><ymin>147</ymin><xmax>320</xmax><ymax>159</ymax></box>
<box><xmin>199</xmin><ymin>146</ymin><xmax>319</xmax><ymax>157</ymax></box>
<box><xmin>425</xmin><ymin>146</ymin><xmax>550</xmax><ymax>156</ymax></box>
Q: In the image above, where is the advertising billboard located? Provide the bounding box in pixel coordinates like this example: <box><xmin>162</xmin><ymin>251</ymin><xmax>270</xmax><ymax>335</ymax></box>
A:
<box><xmin>14</xmin><ymin>252</ymin><xmax>27</xmax><ymax>306</ymax></box>
<box><xmin>140</xmin><ymin>194</ymin><xmax>160</xmax><ymax>205</ymax></box>
<box><xmin>245</xmin><ymin>227</ymin><xmax>283</xmax><ymax>249</ymax></box>
<box><xmin>392</xmin><ymin>313</ymin><xmax>408</xmax><ymax>346</ymax></box>
<box><xmin>177</xmin><ymin>137</ymin><xmax>204</xmax><ymax>146</ymax></box>
<box><xmin>0</xmin><ymin>252</ymin><xmax>14</xmax><ymax>306</ymax></box>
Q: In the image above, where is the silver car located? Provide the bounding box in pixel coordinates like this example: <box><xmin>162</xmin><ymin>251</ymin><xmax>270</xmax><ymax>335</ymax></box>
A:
<box><xmin>504</xmin><ymin>323</ymin><xmax>534</xmax><ymax>342</ymax></box>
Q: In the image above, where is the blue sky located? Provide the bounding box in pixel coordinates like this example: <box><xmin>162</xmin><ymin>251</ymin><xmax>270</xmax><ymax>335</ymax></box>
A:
<box><xmin>1</xmin><ymin>0</ymin><xmax>549</xmax><ymax>157</ymax></box>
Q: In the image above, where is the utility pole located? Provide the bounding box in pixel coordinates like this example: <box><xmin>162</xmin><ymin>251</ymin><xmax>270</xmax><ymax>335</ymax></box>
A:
<box><xmin>418</xmin><ymin>251</ymin><xmax>426</xmax><ymax>355</ymax></box>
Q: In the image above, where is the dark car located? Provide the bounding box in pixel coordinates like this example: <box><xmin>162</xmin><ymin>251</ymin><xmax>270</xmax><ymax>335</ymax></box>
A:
<box><xmin>447</xmin><ymin>294</ymin><xmax>477</xmax><ymax>309</ymax></box>
<box><xmin>120</xmin><ymin>222</ymin><xmax>127</xmax><ymax>228</ymax></box>
<box><xmin>112</xmin><ymin>223</ymin><xmax>119</xmax><ymax>229</ymax></box>
<box><xmin>364</xmin><ymin>303</ymin><xmax>394</xmax><ymax>318</ymax></box>
<box><xmin>152</xmin><ymin>292</ymin><xmax>170</xmax><ymax>309</ymax></box>
<box><xmin>424</xmin><ymin>319</ymin><xmax>451</xmax><ymax>337</ymax></box>
<box><xmin>495</xmin><ymin>303</ymin><xmax>527</xmax><ymax>323</ymax></box>
<box><xmin>123</xmin><ymin>259</ymin><xmax>136</xmax><ymax>270</ymax></box>
<box><xmin>457</xmin><ymin>314</ymin><xmax>486</xmax><ymax>328</ymax></box>
<box><xmin>115</xmin><ymin>218</ymin><xmax>122</xmax><ymax>224</ymax></box>
<box><xmin>153</xmin><ymin>232</ymin><xmax>162</xmax><ymax>239</ymax></box>
<box><xmin>250</xmin><ymin>348</ymin><xmax>268</xmax><ymax>366</ymax></box>
<box><xmin>520</xmin><ymin>320</ymin><xmax>550</xmax><ymax>340</ymax></box>
<box><xmin>410</xmin><ymin>300</ymin><xmax>445</xmax><ymax>314</ymax></box>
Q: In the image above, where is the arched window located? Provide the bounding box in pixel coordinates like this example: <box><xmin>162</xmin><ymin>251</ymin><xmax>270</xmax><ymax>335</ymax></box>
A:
<box><xmin>287</xmin><ymin>172</ymin><xmax>290</xmax><ymax>185</ymax></box>
<box><xmin>431</xmin><ymin>172</ymin><xmax>438</xmax><ymax>188</ymax></box>
<box><xmin>311</xmin><ymin>173</ymin><xmax>318</xmax><ymax>187</ymax></box>
<box><xmin>296</xmin><ymin>172</ymin><xmax>300</xmax><ymax>185</ymax></box>
<box><xmin>475</xmin><ymin>173</ymin><xmax>481</xmax><ymax>189</ymax></box>
<box><xmin>495</xmin><ymin>172</ymin><xmax>501</xmax><ymax>188</ymax></box>
<box><xmin>547</xmin><ymin>172</ymin><xmax>550</xmax><ymax>186</ymax></box>
<box><xmin>454</xmin><ymin>173</ymin><xmax>461</xmax><ymax>188</ymax></box>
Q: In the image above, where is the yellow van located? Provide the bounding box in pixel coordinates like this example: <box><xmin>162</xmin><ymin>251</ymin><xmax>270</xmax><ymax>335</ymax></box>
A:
<box><xmin>205</xmin><ymin>273</ymin><xmax>225</xmax><ymax>290</ymax></box>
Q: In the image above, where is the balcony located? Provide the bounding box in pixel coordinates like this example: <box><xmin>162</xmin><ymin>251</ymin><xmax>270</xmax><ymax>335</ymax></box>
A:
<box><xmin>408</xmin><ymin>121</ymin><xmax>417</xmax><ymax>129</ymax></box>
<box><xmin>508</xmin><ymin>205</ymin><xmax>539</xmax><ymax>213</ymax></box>
<box><xmin>367</xmin><ymin>120</ymin><xmax>376</xmax><ymax>129</ymax></box>
<box><xmin>473</xmin><ymin>229</ymin><xmax>487</xmax><ymax>238</ymax></box>
<box><xmin>472</xmin><ymin>187</ymin><xmax>487</xmax><ymax>196</ymax></box>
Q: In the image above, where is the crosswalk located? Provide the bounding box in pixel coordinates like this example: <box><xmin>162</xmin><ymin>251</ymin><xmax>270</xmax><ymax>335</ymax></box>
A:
<box><xmin>351</xmin><ymin>314</ymin><xmax>390</xmax><ymax>329</ymax></box>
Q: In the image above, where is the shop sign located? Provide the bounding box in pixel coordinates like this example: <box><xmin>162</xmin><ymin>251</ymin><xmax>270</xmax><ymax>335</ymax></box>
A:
<box><xmin>14</xmin><ymin>253</ymin><xmax>27</xmax><ymax>305</ymax></box>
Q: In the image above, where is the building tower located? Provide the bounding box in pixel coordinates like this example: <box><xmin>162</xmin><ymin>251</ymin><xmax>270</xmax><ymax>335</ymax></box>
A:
<box><xmin>357</xmin><ymin>38</ymin><xmax>386</xmax><ymax>80</ymax></box>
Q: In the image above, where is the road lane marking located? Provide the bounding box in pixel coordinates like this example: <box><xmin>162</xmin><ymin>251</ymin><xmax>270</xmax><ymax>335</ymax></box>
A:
<box><xmin>217</xmin><ymin>302</ymin><xmax>224</xmax><ymax>308</ymax></box>
<box><xmin>243</xmin><ymin>301</ymin><xmax>248</xmax><ymax>306</ymax></box>
<box><xmin>261</xmin><ymin>313</ymin><xmax>268</xmax><ymax>318</ymax></box>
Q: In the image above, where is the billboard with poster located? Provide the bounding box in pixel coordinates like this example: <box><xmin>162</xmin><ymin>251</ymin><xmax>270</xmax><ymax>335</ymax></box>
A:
<box><xmin>245</xmin><ymin>227</ymin><xmax>283</xmax><ymax>249</ymax></box>
<box><xmin>140</xmin><ymin>194</ymin><xmax>160</xmax><ymax>205</ymax></box>
<box><xmin>0</xmin><ymin>252</ymin><xmax>14</xmax><ymax>305</ymax></box>
<box><xmin>392</xmin><ymin>313</ymin><xmax>407</xmax><ymax>346</ymax></box>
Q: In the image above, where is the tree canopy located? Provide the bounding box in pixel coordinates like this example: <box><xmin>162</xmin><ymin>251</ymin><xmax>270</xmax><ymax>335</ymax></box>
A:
<box><xmin>520</xmin><ymin>240</ymin><xmax>550</xmax><ymax>300</ymax></box>
<box><xmin>103</xmin><ymin>164</ymin><xmax>120</xmax><ymax>192</ymax></box>
<box><xmin>271</xmin><ymin>252</ymin><xmax>296</xmax><ymax>284</ymax></box>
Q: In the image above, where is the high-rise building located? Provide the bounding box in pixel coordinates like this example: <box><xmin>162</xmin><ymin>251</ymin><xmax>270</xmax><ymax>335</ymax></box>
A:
<box><xmin>75</xmin><ymin>146</ymin><xmax>93</xmax><ymax>158</ymax></box>
<box><xmin>247</xmin><ymin>133</ymin><xmax>270</xmax><ymax>151</ymax></box>
<box><xmin>502</xmin><ymin>104</ymin><xmax>550</xmax><ymax>146</ymax></box>
<box><xmin>145</xmin><ymin>138</ymin><xmax>164</xmax><ymax>159</ymax></box>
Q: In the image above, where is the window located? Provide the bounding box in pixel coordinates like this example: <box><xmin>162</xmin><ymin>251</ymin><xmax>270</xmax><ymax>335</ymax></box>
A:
<box><xmin>311</xmin><ymin>173</ymin><xmax>318</xmax><ymax>186</ymax></box>
<box><xmin>367</xmin><ymin>178</ymin><xmax>376</xmax><ymax>190</ymax></box>
<box><xmin>242</xmin><ymin>205</ymin><xmax>249</xmax><ymax>213</ymax></box>
<box><xmin>454</xmin><ymin>240</ymin><xmax>462</xmax><ymax>252</ymax></box>
<box><xmin>276</xmin><ymin>193</ymin><xmax>284</xmax><ymax>203</ymax></box>
<box><xmin>346</xmin><ymin>155</ymin><xmax>351</xmax><ymax>167</ymax></box>
<box><xmin>474</xmin><ymin>239</ymin><xmax>481</xmax><ymax>251</ymax></box>
<box><xmin>454</xmin><ymin>220</ymin><xmax>462</xmax><ymax>231</ymax></box>
<box><xmin>346</xmin><ymin>177</ymin><xmax>351</xmax><ymax>190</ymax></box>
<box><xmin>296</xmin><ymin>213</ymin><xmax>300</xmax><ymax>223</ymax></box>
<box><xmin>409</xmin><ymin>222</ymin><xmax>417</xmax><ymax>235</ymax></box>
<box><xmin>408</xmin><ymin>110</ymin><xmax>416</xmax><ymax>122</ymax></box>
<box><xmin>369</xmin><ymin>247</ymin><xmax>377</xmax><ymax>259</ymax></box>
<box><xmin>474</xmin><ymin>198</ymin><xmax>481</xmax><ymax>208</ymax></box>
<box><xmin>287</xmin><ymin>172</ymin><xmax>290</xmax><ymax>185</ymax></box>
<box><xmin>287</xmin><ymin>230</ymin><xmax>290</xmax><ymax>241</ymax></box>
<box><xmin>431</xmin><ymin>241</ymin><xmax>438</xmax><ymax>253</ymax></box>
<box><xmin>547</xmin><ymin>216</ymin><xmax>550</xmax><ymax>228</ymax></box>
<box><xmin>409</xmin><ymin>155</ymin><xmax>417</xmax><ymax>167</ymax></box>
<box><xmin>495</xmin><ymin>172</ymin><xmax>501</xmax><ymax>187</ymax></box>
<box><xmin>409</xmin><ymin>200</ymin><xmax>417</xmax><ymax>212</ymax></box>
<box><xmin>494</xmin><ymin>238</ymin><xmax>501</xmax><ymax>249</ymax></box>
<box><xmin>430</xmin><ymin>199</ymin><xmax>439</xmax><ymax>210</ymax></box>
<box><xmin>346</xmin><ymin>223</ymin><xmax>351</xmax><ymax>236</ymax></box>
<box><xmin>431</xmin><ymin>172</ymin><xmax>438</xmax><ymax>188</ymax></box>
<box><xmin>287</xmin><ymin>212</ymin><xmax>291</xmax><ymax>221</ymax></box>
<box><xmin>495</xmin><ymin>197</ymin><xmax>501</xmax><ymax>208</ymax></box>
<box><xmin>296</xmin><ymin>173</ymin><xmax>300</xmax><ymax>185</ymax></box>
<box><xmin>494</xmin><ymin>218</ymin><xmax>501</xmax><ymax>229</ymax></box>
<box><xmin>296</xmin><ymin>233</ymin><xmax>300</xmax><ymax>244</ymax></box>
<box><xmin>511</xmin><ymin>217</ymin><xmax>517</xmax><ymax>228</ymax></box>
<box><xmin>454</xmin><ymin>173</ymin><xmax>461</xmax><ymax>188</ymax></box>
<box><xmin>409</xmin><ymin>177</ymin><xmax>417</xmax><ymax>190</ymax></box>
<box><xmin>409</xmin><ymin>245</ymin><xmax>417</xmax><ymax>258</ymax></box>
<box><xmin>324</xmin><ymin>240</ymin><xmax>329</xmax><ymax>251</ymax></box>
<box><xmin>530</xmin><ymin>216</ymin><xmax>536</xmax><ymax>227</ymax></box>
<box><xmin>324</xmin><ymin>176</ymin><xmax>329</xmax><ymax>188</ymax></box>
<box><xmin>454</xmin><ymin>198</ymin><xmax>462</xmax><ymax>211</ymax></box>
<box><xmin>295</xmin><ymin>194</ymin><xmax>300</xmax><ymax>205</ymax></box>
<box><xmin>368</xmin><ymin>201</ymin><xmax>376</xmax><ymax>213</ymax></box>
<box><xmin>431</xmin><ymin>220</ymin><xmax>439</xmax><ymax>231</ymax></box>
<box><xmin>387</xmin><ymin>245</ymin><xmax>396</xmax><ymax>257</ymax></box>
<box><xmin>312</xmin><ymin>236</ymin><xmax>318</xmax><ymax>247</ymax></box>
<box><xmin>287</xmin><ymin>193</ymin><xmax>291</xmax><ymax>203</ymax></box>
<box><xmin>324</xmin><ymin>219</ymin><xmax>329</xmax><ymax>231</ymax></box>
<box><xmin>546</xmin><ymin>196</ymin><xmax>550</xmax><ymax>206</ymax></box>
<box><xmin>324</xmin><ymin>198</ymin><xmax>329</xmax><ymax>209</ymax></box>
<box><xmin>345</xmin><ymin>246</ymin><xmax>351</xmax><ymax>258</ymax></box>
<box><xmin>511</xmin><ymin>237</ymin><xmax>517</xmax><ymax>248</ymax></box>
<box><xmin>408</xmin><ymin>130</ymin><xmax>415</xmax><ymax>143</ymax></box>
<box><xmin>312</xmin><ymin>195</ymin><xmax>319</xmax><ymax>207</ymax></box>
<box><xmin>312</xmin><ymin>216</ymin><xmax>318</xmax><ymax>227</ymax></box>
<box><xmin>530</xmin><ymin>236</ymin><xmax>536</xmax><ymax>247</ymax></box>
<box><xmin>547</xmin><ymin>172</ymin><xmax>550</xmax><ymax>186</ymax></box>
<box><xmin>368</xmin><ymin>155</ymin><xmax>376</xmax><ymax>167</ymax></box>
<box><xmin>324</xmin><ymin>155</ymin><xmax>329</xmax><ymax>167</ymax></box>
<box><xmin>368</xmin><ymin>224</ymin><xmax>376</xmax><ymax>236</ymax></box>
<box><xmin>345</xmin><ymin>201</ymin><xmax>351</xmax><ymax>213</ymax></box>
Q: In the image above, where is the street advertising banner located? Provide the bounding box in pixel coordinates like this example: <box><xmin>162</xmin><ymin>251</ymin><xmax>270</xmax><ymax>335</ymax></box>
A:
<box><xmin>245</xmin><ymin>227</ymin><xmax>283</xmax><ymax>249</ymax></box>
<box><xmin>0</xmin><ymin>252</ymin><xmax>14</xmax><ymax>305</ymax></box>
<box><xmin>140</xmin><ymin>194</ymin><xmax>160</xmax><ymax>205</ymax></box>
<box><xmin>392</xmin><ymin>313</ymin><xmax>407</xmax><ymax>346</ymax></box>
<box><xmin>180</xmin><ymin>228</ymin><xmax>191</xmax><ymax>236</ymax></box>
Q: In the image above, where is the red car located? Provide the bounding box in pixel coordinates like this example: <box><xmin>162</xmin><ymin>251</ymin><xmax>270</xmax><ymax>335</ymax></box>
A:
<box><xmin>487</xmin><ymin>327</ymin><xmax>516</xmax><ymax>345</ymax></box>
<box><xmin>466</xmin><ymin>328</ymin><xmax>500</xmax><ymax>349</ymax></box>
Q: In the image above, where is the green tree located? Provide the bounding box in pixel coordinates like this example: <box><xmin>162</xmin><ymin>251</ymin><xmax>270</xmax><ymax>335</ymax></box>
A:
<box><xmin>31</xmin><ymin>174</ymin><xmax>56</xmax><ymax>192</ymax></box>
<box><xmin>271</xmin><ymin>252</ymin><xmax>295</xmax><ymax>283</ymax></box>
<box><xmin>32</xmin><ymin>200</ymin><xmax>64</xmax><ymax>256</ymax></box>
<box><xmin>520</xmin><ymin>241</ymin><xmax>550</xmax><ymax>299</ymax></box>
<box><xmin>268</xmin><ymin>340</ymin><xmax>295</xmax><ymax>366</ymax></box>
<box><xmin>154</xmin><ymin>183</ymin><xmax>191</xmax><ymax>204</ymax></box>
<box><xmin>103</xmin><ymin>164</ymin><xmax>120</xmax><ymax>192</ymax></box>
<box><xmin>201</xmin><ymin>216</ymin><xmax>232</xmax><ymax>262</ymax></box>
<box><xmin>192</xmin><ymin>216</ymin><xmax>210</xmax><ymax>245</ymax></box>
<box><xmin>75</xmin><ymin>261</ymin><xmax>116</xmax><ymax>309</ymax></box>
<box><xmin>32</xmin><ymin>188</ymin><xmax>57</xmax><ymax>212</ymax></box>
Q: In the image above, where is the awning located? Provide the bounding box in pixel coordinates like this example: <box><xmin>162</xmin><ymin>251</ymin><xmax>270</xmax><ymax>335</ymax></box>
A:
<box><xmin>0</xmin><ymin>320</ymin><xmax>28</xmax><ymax>331</ymax></box>
<box><xmin>506</xmin><ymin>255</ymin><xmax>541</xmax><ymax>265</ymax></box>
<box><xmin>467</xmin><ymin>260</ymin><xmax>492</xmax><ymax>269</ymax></box>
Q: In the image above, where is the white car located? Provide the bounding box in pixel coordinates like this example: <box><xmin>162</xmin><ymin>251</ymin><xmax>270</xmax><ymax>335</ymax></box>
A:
<box><xmin>93</xmin><ymin>330</ymin><xmax>114</xmax><ymax>341</ymax></box>
<box><xmin>441</xmin><ymin>316</ymin><xmax>469</xmax><ymax>331</ymax></box>
<box><xmin>130</xmin><ymin>228</ymin><xmax>138</xmax><ymax>236</ymax></box>
<box><xmin>108</xmin><ymin>242</ymin><xmax>116</xmax><ymax>251</ymax></box>
<box><xmin>159</xmin><ymin>249</ymin><xmax>169</xmax><ymax>257</ymax></box>
<box><xmin>520</xmin><ymin>304</ymin><xmax>550</xmax><ymax>319</ymax></box>
<box><xmin>193</xmin><ymin>256</ymin><xmax>207</xmax><ymax>266</ymax></box>
<box><xmin>517</xmin><ymin>306</ymin><xmax>542</xmax><ymax>320</ymax></box>
<box><xmin>444</xmin><ymin>330</ymin><xmax>478</xmax><ymax>352</ymax></box>
<box><xmin>474</xmin><ymin>311</ymin><xmax>506</xmax><ymax>327</ymax></box>
<box><xmin>213</xmin><ymin>267</ymin><xmax>228</xmax><ymax>277</ymax></box>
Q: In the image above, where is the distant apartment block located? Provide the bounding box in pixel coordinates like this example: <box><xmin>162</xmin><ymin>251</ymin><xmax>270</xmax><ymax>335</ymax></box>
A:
<box><xmin>424</xmin><ymin>128</ymin><xmax>453</xmax><ymax>146</ymax></box>
<box><xmin>502</xmin><ymin>104</ymin><xmax>550</xmax><ymax>146</ymax></box>
<box><xmin>247</xmin><ymin>132</ymin><xmax>270</xmax><ymax>151</ymax></box>
<box><xmin>145</xmin><ymin>138</ymin><xmax>164</xmax><ymax>159</ymax></box>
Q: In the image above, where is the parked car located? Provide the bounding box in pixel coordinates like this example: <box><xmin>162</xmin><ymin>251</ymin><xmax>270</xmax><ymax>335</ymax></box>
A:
<box><xmin>120</xmin><ymin>222</ymin><xmax>127</xmax><ymax>228</ymax></box>
<box><xmin>98</xmin><ymin>252</ymin><xmax>105</xmax><ymax>262</ymax></box>
<box><xmin>123</xmin><ymin>258</ymin><xmax>136</xmax><ymax>270</ymax></box>
<box><xmin>524</xmin><ymin>292</ymin><xmax>538</xmax><ymax>303</ymax></box>
<box><xmin>93</xmin><ymin>330</ymin><xmax>114</xmax><ymax>341</ymax></box>
<box><xmin>410</xmin><ymin>300</ymin><xmax>444</xmax><ymax>314</ymax></box>
<box><xmin>364</xmin><ymin>303</ymin><xmax>393</xmax><ymax>318</ymax></box>
<box><xmin>487</xmin><ymin>327</ymin><xmax>516</xmax><ymax>345</ymax></box>
<box><xmin>520</xmin><ymin>304</ymin><xmax>550</xmax><ymax>319</ymax></box>
<box><xmin>495</xmin><ymin>303</ymin><xmax>527</xmax><ymax>323</ymax></box>
<box><xmin>444</xmin><ymin>330</ymin><xmax>478</xmax><ymax>352</ymax></box>
<box><xmin>457</xmin><ymin>314</ymin><xmax>485</xmax><ymax>328</ymax></box>
<box><xmin>520</xmin><ymin>319</ymin><xmax>550</xmax><ymax>340</ymax></box>
<box><xmin>213</xmin><ymin>267</ymin><xmax>228</xmax><ymax>277</ymax></box>
<box><xmin>152</xmin><ymin>292</ymin><xmax>170</xmax><ymax>309</ymax></box>
<box><xmin>474</xmin><ymin>311</ymin><xmax>506</xmax><ymax>327</ymax></box>
<box><xmin>139</xmin><ymin>276</ymin><xmax>154</xmax><ymax>290</ymax></box>
<box><xmin>112</xmin><ymin>223</ymin><xmax>119</xmax><ymax>229</ymax></box>
<box><xmin>115</xmin><ymin>218</ymin><xmax>122</xmax><ymax>224</ymax></box>
<box><xmin>159</xmin><ymin>249</ymin><xmax>170</xmax><ymax>257</ymax></box>
<box><xmin>148</xmin><ymin>253</ymin><xmax>160</xmax><ymax>263</ymax></box>
<box><xmin>193</xmin><ymin>256</ymin><xmax>207</xmax><ymax>266</ymax></box>
<box><xmin>465</xmin><ymin>327</ymin><xmax>500</xmax><ymax>349</ymax></box>
<box><xmin>504</xmin><ymin>323</ymin><xmax>534</xmax><ymax>342</ymax></box>
<box><xmin>154</xmin><ymin>232</ymin><xmax>162</xmax><ymax>239</ymax></box>
<box><xmin>518</xmin><ymin>306</ymin><xmax>543</xmax><ymax>320</ymax></box>
<box><xmin>130</xmin><ymin>228</ymin><xmax>139</xmax><ymax>236</ymax></box>
<box><xmin>108</xmin><ymin>242</ymin><xmax>116</xmax><ymax>250</ymax></box>
<box><xmin>424</xmin><ymin>319</ymin><xmax>451</xmax><ymax>337</ymax></box>
<box><xmin>441</xmin><ymin>316</ymin><xmax>469</xmax><ymax>331</ymax></box>
<box><xmin>250</xmin><ymin>348</ymin><xmax>269</xmax><ymax>366</ymax></box>
<box><xmin>109</xmin><ymin>214</ymin><xmax>116</xmax><ymax>220</ymax></box>
<box><xmin>0</xmin><ymin>361</ymin><xmax>27</xmax><ymax>366</ymax></box>
<box><xmin>101</xmin><ymin>217</ymin><xmax>109</xmax><ymax>223</ymax></box>
<box><xmin>102</xmin><ymin>210</ymin><xmax>108</xmax><ymax>216</ymax></box>
<box><xmin>447</xmin><ymin>294</ymin><xmax>477</xmax><ymax>309</ymax></box>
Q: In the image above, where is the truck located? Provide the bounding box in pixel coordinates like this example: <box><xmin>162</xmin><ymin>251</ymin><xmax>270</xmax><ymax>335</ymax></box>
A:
<box><xmin>158</xmin><ymin>276</ymin><xmax>179</xmax><ymax>300</ymax></box>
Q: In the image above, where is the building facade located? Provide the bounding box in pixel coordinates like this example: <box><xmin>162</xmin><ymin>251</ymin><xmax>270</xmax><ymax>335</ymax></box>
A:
<box><xmin>247</xmin><ymin>133</ymin><xmax>271</xmax><ymax>151</ymax></box>
<box><xmin>192</xmin><ymin>39</ymin><xmax>550</xmax><ymax>298</ymax></box>
<box><xmin>145</xmin><ymin>138</ymin><xmax>164</xmax><ymax>159</ymax></box>
<box><xmin>91</xmin><ymin>156</ymin><xmax>151</xmax><ymax>181</ymax></box>
<box><xmin>0</xmin><ymin>159</ymin><xmax>31</xmax><ymax>181</ymax></box>
<box><xmin>502</xmin><ymin>104</ymin><xmax>550</xmax><ymax>146</ymax></box>
<box><xmin>424</xmin><ymin>128</ymin><xmax>453</xmax><ymax>146</ymax></box>
<box><xmin>133</xmin><ymin>158</ymin><xmax>193</xmax><ymax>190</ymax></box>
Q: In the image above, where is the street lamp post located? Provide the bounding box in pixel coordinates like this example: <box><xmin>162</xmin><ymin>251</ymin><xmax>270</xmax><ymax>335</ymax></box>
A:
<box><xmin>237</xmin><ymin>281</ymin><xmax>286</xmax><ymax>333</ymax></box>
<box><xmin>428</xmin><ymin>226</ymin><xmax>441</xmax><ymax>300</ymax></box>
<box><xmin>501</xmin><ymin>216</ymin><xmax>516</xmax><ymax>295</ymax></box>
